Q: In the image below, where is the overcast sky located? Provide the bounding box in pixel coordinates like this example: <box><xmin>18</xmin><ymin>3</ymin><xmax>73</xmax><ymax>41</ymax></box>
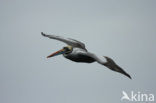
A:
<box><xmin>0</xmin><ymin>0</ymin><xmax>156</xmax><ymax>103</ymax></box>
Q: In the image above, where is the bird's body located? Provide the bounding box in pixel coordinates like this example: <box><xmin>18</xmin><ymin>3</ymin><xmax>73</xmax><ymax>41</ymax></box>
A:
<box><xmin>41</xmin><ymin>32</ymin><xmax>132</xmax><ymax>79</ymax></box>
<box><xmin>63</xmin><ymin>48</ymin><xmax>95</xmax><ymax>63</ymax></box>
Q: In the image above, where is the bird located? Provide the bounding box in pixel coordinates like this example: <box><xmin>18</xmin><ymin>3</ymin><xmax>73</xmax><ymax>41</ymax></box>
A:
<box><xmin>41</xmin><ymin>32</ymin><xmax>131</xmax><ymax>79</ymax></box>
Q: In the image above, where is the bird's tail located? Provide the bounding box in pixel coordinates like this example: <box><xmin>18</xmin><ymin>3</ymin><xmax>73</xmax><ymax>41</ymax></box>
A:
<box><xmin>103</xmin><ymin>56</ymin><xmax>132</xmax><ymax>79</ymax></box>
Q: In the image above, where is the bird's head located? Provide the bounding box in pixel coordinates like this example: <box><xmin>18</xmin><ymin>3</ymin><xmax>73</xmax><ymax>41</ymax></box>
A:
<box><xmin>47</xmin><ymin>45</ymin><xmax>73</xmax><ymax>58</ymax></box>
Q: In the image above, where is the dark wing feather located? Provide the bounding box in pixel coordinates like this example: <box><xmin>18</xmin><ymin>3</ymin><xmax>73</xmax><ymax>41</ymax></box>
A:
<box><xmin>104</xmin><ymin>56</ymin><xmax>131</xmax><ymax>79</ymax></box>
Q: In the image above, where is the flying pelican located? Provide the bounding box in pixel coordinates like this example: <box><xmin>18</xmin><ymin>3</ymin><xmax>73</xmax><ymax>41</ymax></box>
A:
<box><xmin>41</xmin><ymin>32</ymin><xmax>131</xmax><ymax>79</ymax></box>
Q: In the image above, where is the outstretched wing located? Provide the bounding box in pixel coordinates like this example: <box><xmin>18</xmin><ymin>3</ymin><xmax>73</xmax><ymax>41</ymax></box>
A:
<box><xmin>41</xmin><ymin>32</ymin><xmax>86</xmax><ymax>50</ymax></box>
<box><xmin>104</xmin><ymin>56</ymin><xmax>131</xmax><ymax>79</ymax></box>
<box><xmin>82</xmin><ymin>52</ymin><xmax>131</xmax><ymax>79</ymax></box>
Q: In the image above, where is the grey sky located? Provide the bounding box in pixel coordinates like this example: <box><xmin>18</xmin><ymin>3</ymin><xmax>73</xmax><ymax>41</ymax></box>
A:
<box><xmin>0</xmin><ymin>0</ymin><xmax>156</xmax><ymax>103</ymax></box>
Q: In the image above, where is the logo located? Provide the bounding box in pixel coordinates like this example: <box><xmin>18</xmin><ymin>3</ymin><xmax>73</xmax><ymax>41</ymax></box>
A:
<box><xmin>121</xmin><ymin>91</ymin><xmax>154</xmax><ymax>102</ymax></box>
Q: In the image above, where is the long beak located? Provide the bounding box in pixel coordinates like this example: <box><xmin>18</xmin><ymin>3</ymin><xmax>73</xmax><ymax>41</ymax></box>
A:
<box><xmin>47</xmin><ymin>49</ymin><xmax>65</xmax><ymax>58</ymax></box>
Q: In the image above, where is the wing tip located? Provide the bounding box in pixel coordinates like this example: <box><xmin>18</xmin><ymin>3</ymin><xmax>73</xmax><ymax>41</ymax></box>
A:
<box><xmin>41</xmin><ymin>32</ymin><xmax>45</xmax><ymax>36</ymax></box>
<box><xmin>103</xmin><ymin>56</ymin><xmax>132</xmax><ymax>79</ymax></box>
<box><xmin>125</xmin><ymin>73</ymin><xmax>132</xmax><ymax>79</ymax></box>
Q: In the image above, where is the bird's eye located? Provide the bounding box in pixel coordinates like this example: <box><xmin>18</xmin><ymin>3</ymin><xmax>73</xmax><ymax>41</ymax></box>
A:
<box><xmin>63</xmin><ymin>47</ymin><xmax>70</xmax><ymax>51</ymax></box>
<box><xmin>63</xmin><ymin>47</ymin><xmax>71</xmax><ymax>54</ymax></box>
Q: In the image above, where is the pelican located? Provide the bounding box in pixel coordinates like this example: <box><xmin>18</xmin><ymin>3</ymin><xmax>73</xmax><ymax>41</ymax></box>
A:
<box><xmin>41</xmin><ymin>32</ymin><xmax>131</xmax><ymax>79</ymax></box>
